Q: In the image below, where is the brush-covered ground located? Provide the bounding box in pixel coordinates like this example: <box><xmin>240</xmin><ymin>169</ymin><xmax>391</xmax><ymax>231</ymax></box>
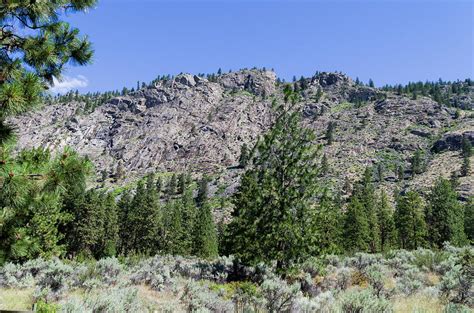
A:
<box><xmin>0</xmin><ymin>244</ymin><xmax>472</xmax><ymax>312</ymax></box>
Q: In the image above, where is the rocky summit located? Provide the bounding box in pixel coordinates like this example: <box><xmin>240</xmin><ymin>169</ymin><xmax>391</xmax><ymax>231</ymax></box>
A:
<box><xmin>10</xmin><ymin>69</ymin><xmax>474</xmax><ymax>199</ymax></box>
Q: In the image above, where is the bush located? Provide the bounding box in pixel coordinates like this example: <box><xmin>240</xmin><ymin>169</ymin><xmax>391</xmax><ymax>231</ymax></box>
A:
<box><xmin>396</xmin><ymin>267</ymin><xmax>425</xmax><ymax>295</ymax></box>
<box><xmin>60</xmin><ymin>287</ymin><xmax>148</xmax><ymax>312</ymax></box>
<box><xmin>260</xmin><ymin>276</ymin><xmax>301</xmax><ymax>312</ymax></box>
<box><xmin>180</xmin><ymin>280</ymin><xmax>234</xmax><ymax>312</ymax></box>
<box><xmin>129</xmin><ymin>256</ymin><xmax>172</xmax><ymax>291</ymax></box>
<box><xmin>34</xmin><ymin>260</ymin><xmax>73</xmax><ymax>301</ymax></box>
<box><xmin>337</xmin><ymin>288</ymin><xmax>393</xmax><ymax>312</ymax></box>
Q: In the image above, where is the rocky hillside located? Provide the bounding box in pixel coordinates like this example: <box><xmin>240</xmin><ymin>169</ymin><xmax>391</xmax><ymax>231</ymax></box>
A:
<box><xmin>10</xmin><ymin>69</ymin><xmax>474</xmax><ymax>199</ymax></box>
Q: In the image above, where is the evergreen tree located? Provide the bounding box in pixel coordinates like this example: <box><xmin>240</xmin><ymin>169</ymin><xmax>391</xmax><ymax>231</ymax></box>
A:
<box><xmin>376</xmin><ymin>163</ymin><xmax>384</xmax><ymax>182</ymax></box>
<box><xmin>314</xmin><ymin>189</ymin><xmax>342</xmax><ymax>254</ymax></box>
<box><xmin>464</xmin><ymin>197</ymin><xmax>473</xmax><ymax>242</ymax></box>
<box><xmin>368</xmin><ymin>79</ymin><xmax>375</xmax><ymax>88</ymax></box>
<box><xmin>101</xmin><ymin>193</ymin><xmax>119</xmax><ymax>257</ymax></box>
<box><xmin>238</xmin><ymin>143</ymin><xmax>250</xmax><ymax>168</ymax></box>
<box><xmin>377</xmin><ymin>190</ymin><xmax>397</xmax><ymax>251</ymax></box>
<box><xmin>74</xmin><ymin>189</ymin><xmax>104</xmax><ymax>257</ymax></box>
<box><xmin>117</xmin><ymin>190</ymin><xmax>132</xmax><ymax>253</ymax></box>
<box><xmin>162</xmin><ymin>200</ymin><xmax>187</xmax><ymax>255</ymax></box>
<box><xmin>325</xmin><ymin>122</ymin><xmax>335</xmax><ymax>145</ymax></box>
<box><xmin>354</xmin><ymin>167</ymin><xmax>381</xmax><ymax>253</ymax></box>
<box><xmin>126</xmin><ymin>176</ymin><xmax>161</xmax><ymax>254</ymax></box>
<box><xmin>397</xmin><ymin>164</ymin><xmax>404</xmax><ymax>181</ymax></box>
<box><xmin>410</xmin><ymin>149</ymin><xmax>423</xmax><ymax>177</ymax></box>
<box><xmin>343</xmin><ymin>197</ymin><xmax>370</xmax><ymax>253</ymax></box>
<box><xmin>0</xmin><ymin>0</ymin><xmax>95</xmax><ymax>144</ymax></box>
<box><xmin>394</xmin><ymin>191</ymin><xmax>427</xmax><ymax>250</ymax></box>
<box><xmin>196</xmin><ymin>177</ymin><xmax>210</xmax><ymax>208</ymax></box>
<box><xmin>460</xmin><ymin>137</ymin><xmax>472</xmax><ymax>176</ymax></box>
<box><xmin>425</xmin><ymin>177</ymin><xmax>466</xmax><ymax>247</ymax></box>
<box><xmin>320</xmin><ymin>154</ymin><xmax>329</xmax><ymax>176</ymax></box>
<box><xmin>167</xmin><ymin>174</ymin><xmax>177</xmax><ymax>196</ymax></box>
<box><xmin>156</xmin><ymin>176</ymin><xmax>163</xmax><ymax>194</ymax></box>
<box><xmin>225</xmin><ymin>89</ymin><xmax>321</xmax><ymax>270</ymax></box>
<box><xmin>193</xmin><ymin>184</ymin><xmax>218</xmax><ymax>258</ymax></box>
<box><xmin>177</xmin><ymin>173</ymin><xmax>187</xmax><ymax>194</ymax></box>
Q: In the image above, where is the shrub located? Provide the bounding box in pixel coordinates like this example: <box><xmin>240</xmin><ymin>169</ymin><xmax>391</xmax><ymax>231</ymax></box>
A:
<box><xmin>94</xmin><ymin>257</ymin><xmax>122</xmax><ymax>285</ymax></box>
<box><xmin>180</xmin><ymin>280</ymin><xmax>234</xmax><ymax>312</ymax></box>
<box><xmin>337</xmin><ymin>288</ymin><xmax>393</xmax><ymax>312</ymax></box>
<box><xmin>292</xmin><ymin>291</ymin><xmax>335</xmax><ymax>312</ymax></box>
<box><xmin>34</xmin><ymin>260</ymin><xmax>73</xmax><ymax>301</ymax></box>
<box><xmin>60</xmin><ymin>287</ymin><xmax>148</xmax><ymax>312</ymax></box>
<box><xmin>365</xmin><ymin>264</ymin><xmax>386</xmax><ymax>297</ymax></box>
<box><xmin>396</xmin><ymin>267</ymin><xmax>425</xmax><ymax>295</ymax></box>
<box><xmin>129</xmin><ymin>256</ymin><xmax>173</xmax><ymax>291</ymax></box>
<box><xmin>346</xmin><ymin>253</ymin><xmax>382</xmax><ymax>271</ymax></box>
<box><xmin>0</xmin><ymin>262</ymin><xmax>34</xmax><ymax>288</ymax></box>
<box><xmin>260</xmin><ymin>276</ymin><xmax>301</xmax><ymax>312</ymax></box>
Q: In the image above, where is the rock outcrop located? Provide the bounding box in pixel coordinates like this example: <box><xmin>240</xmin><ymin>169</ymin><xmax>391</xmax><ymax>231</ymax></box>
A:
<box><xmin>9</xmin><ymin>69</ymin><xmax>474</xmax><ymax>199</ymax></box>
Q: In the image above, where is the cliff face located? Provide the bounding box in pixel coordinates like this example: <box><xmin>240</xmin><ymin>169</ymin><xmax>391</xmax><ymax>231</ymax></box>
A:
<box><xmin>10</xmin><ymin>69</ymin><xmax>474</xmax><ymax>199</ymax></box>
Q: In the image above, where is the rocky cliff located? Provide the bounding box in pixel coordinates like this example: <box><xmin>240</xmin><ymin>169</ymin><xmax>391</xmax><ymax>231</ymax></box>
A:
<box><xmin>10</xmin><ymin>69</ymin><xmax>474</xmax><ymax>199</ymax></box>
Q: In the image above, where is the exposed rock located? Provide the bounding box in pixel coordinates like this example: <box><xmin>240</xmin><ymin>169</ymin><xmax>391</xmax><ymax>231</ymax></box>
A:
<box><xmin>9</xmin><ymin>69</ymin><xmax>473</xmax><ymax>200</ymax></box>
<box><xmin>432</xmin><ymin>131</ymin><xmax>474</xmax><ymax>153</ymax></box>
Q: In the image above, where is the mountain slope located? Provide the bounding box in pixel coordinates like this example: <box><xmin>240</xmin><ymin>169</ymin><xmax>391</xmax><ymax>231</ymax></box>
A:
<box><xmin>10</xmin><ymin>69</ymin><xmax>474</xmax><ymax>199</ymax></box>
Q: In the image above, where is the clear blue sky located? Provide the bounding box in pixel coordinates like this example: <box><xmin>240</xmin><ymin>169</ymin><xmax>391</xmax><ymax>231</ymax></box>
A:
<box><xmin>58</xmin><ymin>0</ymin><xmax>473</xmax><ymax>94</ymax></box>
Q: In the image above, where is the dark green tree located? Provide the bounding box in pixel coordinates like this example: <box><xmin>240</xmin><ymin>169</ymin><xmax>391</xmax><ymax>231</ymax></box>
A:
<box><xmin>410</xmin><ymin>149</ymin><xmax>423</xmax><ymax>177</ymax></box>
<box><xmin>314</xmin><ymin>189</ymin><xmax>342</xmax><ymax>254</ymax></box>
<box><xmin>464</xmin><ymin>197</ymin><xmax>473</xmax><ymax>242</ymax></box>
<box><xmin>167</xmin><ymin>173</ymin><xmax>177</xmax><ymax>196</ymax></box>
<box><xmin>325</xmin><ymin>122</ymin><xmax>335</xmax><ymax>145</ymax></box>
<box><xmin>320</xmin><ymin>153</ymin><xmax>329</xmax><ymax>176</ymax></box>
<box><xmin>192</xmin><ymin>183</ymin><xmax>218</xmax><ymax>258</ymax></box>
<box><xmin>394</xmin><ymin>191</ymin><xmax>427</xmax><ymax>249</ymax></box>
<box><xmin>343</xmin><ymin>197</ymin><xmax>370</xmax><ymax>253</ymax></box>
<box><xmin>376</xmin><ymin>190</ymin><xmax>397</xmax><ymax>251</ymax></box>
<box><xmin>225</xmin><ymin>89</ymin><xmax>321</xmax><ymax>270</ymax></box>
<box><xmin>238</xmin><ymin>143</ymin><xmax>250</xmax><ymax>168</ymax></box>
<box><xmin>425</xmin><ymin>177</ymin><xmax>467</xmax><ymax>247</ymax></box>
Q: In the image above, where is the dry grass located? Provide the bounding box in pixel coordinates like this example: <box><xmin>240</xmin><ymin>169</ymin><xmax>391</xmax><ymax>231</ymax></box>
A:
<box><xmin>136</xmin><ymin>284</ymin><xmax>184</xmax><ymax>313</ymax></box>
<box><xmin>393</xmin><ymin>294</ymin><xmax>444</xmax><ymax>313</ymax></box>
<box><xmin>0</xmin><ymin>288</ymin><xmax>34</xmax><ymax>310</ymax></box>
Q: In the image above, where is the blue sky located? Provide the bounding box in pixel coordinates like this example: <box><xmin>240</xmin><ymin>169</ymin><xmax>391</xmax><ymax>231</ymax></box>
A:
<box><xmin>55</xmin><ymin>0</ymin><xmax>473</xmax><ymax>94</ymax></box>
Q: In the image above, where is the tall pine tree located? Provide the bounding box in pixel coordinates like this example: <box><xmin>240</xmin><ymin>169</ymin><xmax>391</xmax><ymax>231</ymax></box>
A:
<box><xmin>225</xmin><ymin>88</ymin><xmax>321</xmax><ymax>270</ymax></box>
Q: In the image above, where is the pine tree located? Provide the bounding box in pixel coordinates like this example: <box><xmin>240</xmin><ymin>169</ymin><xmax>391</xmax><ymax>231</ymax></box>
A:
<box><xmin>368</xmin><ymin>79</ymin><xmax>375</xmax><ymax>88</ymax></box>
<box><xmin>101</xmin><ymin>193</ymin><xmax>119</xmax><ymax>257</ymax></box>
<box><xmin>410</xmin><ymin>149</ymin><xmax>423</xmax><ymax>177</ymax></box>
<box><xmin>225</xmin><ymin>89</ymin><xmax>321</xmax><ymax>270</ymax></box>
<box><xmin>326</xmin><ymin>122</ymin><xmax>335</xmax><ymax>145</ymax></box>
<box><xmin>162</xmin><ymin>200</ymin><xmax>187</xmax><ymax>255</ymax></box>
<box><xmin>394</xmin><ymin>191</ymin><xmax>427</xmax><ymax>250</ymax></box>
<box><xmin>460</xmin><ymin>137</ymin><xmax>472</xmax><ymax>177</ymax></box>
<box><xmin>193</xmin><ymin>183</ymin><xmax>218</xmax><ymax>258</ymax></box>
<box><xmin>376</xmin><ymin>163</ymin><xmax>384</xmax><ymax>182</ymax></box>
<box><xmin>177</xmin><ymin>173</ymin><xmax>187</xmax><ymax>194</ymax></box>
<box><xmin>0</xmin><ymin>0</ymin><xmax>95</xmax><ymax>144</ymax></box>
<box><xmin>377</xmin><ymin>190</ymin><xmax>397</xmax><ymax>251</ymax></box>
<box><xmin>464</xmin><ymin>197</ymin><xmax>473</xmax><ymax>242</ymax></box>
<box><xmin>397</xmin><ymin>164</ymin><xmax>404</xmax><ymax>181</ymax></box>
<box><xmin>167</xmin><ymin>174</ymin><xmax>177</xmax><ymax>196</ymax></box>
<box><xmin>314</xmin><ymin>189</ymin><xmax>342</xmax><ymax>254</ymax></box>
<box><xmin>74</xmin><ymin>189</ymin><xmax>105</xmax><ymax>257</ymax></box>
<box><xmin>126</xmin><ymin>177</ymin><xmax>161</xmax><ymax>254</ymax></box>
<box><xmin>239</xmin><ymin>143</ymin><xmax>250</xmax><ymax>168</ymax></box>
<box><xmin>343</xmin><ymin>197</ymin><xmax>370</xmax><ymax>253</ymax></box>
<box><xmin>320</xmin><ymin>154</ymin><xmax>329</xmax><ymax>176</ymax></box>
<box><xmin>354</xmin><ymin>167</ymin><xmax>381</xmax><ymax>253</ymax></box>
<box><xmin>425</xmin><ymin>177</ymin><xmax>466</xmax><ymax>247</ymax></box>
<box><xmin>117</xmin><ymin>190</ymin><xmax>132</xmax><ymax>254</ymax></box>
